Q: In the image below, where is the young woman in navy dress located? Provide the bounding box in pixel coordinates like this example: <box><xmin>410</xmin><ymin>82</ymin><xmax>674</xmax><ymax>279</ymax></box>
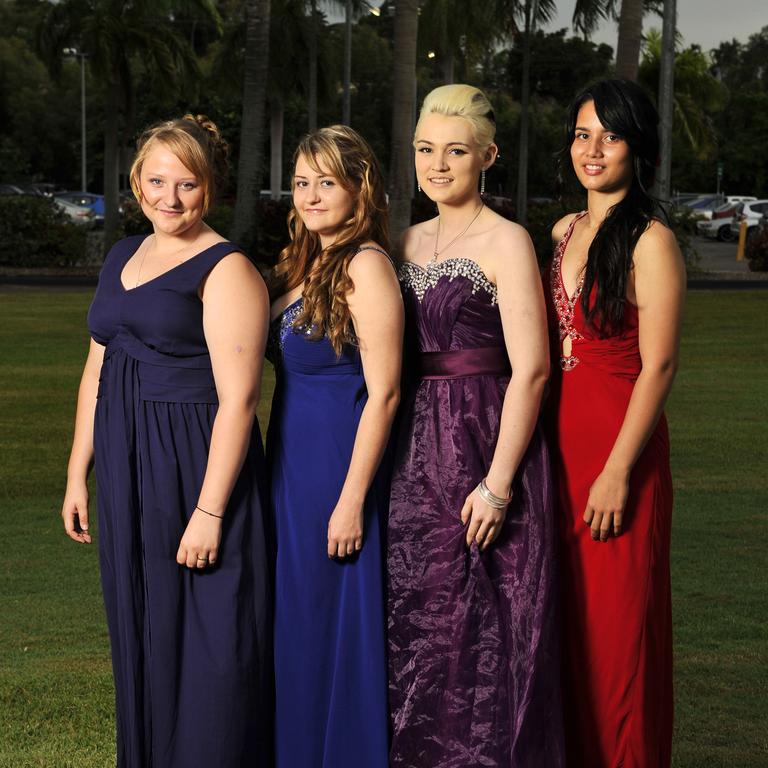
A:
<box><xmin>61</xmin><ymin>115</ymin><xmax>272</xmax><ymax>767</ymax></box>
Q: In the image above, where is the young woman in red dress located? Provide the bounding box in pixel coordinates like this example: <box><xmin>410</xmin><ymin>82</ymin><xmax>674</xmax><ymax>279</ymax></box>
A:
<box><xmin>545</xmin><ymin>79</ymin><xmax>686</xmax><ymax>767</ymax></box>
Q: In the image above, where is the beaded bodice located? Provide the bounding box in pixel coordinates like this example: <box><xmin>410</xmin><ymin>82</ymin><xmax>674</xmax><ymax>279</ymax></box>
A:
<box><xmin>549</xmin><ymin>213</ymin><xmax>587</xmax><ymax>371</ymax></box>
<box><xmin>398</xmin><ymin>257</ymin><xmax>498</xmax><ymax>304</ymax></box>
<box><xmin>398</xmin><ymin>256</ymin><xmax>504</xmax><ymax>355</ymax></box>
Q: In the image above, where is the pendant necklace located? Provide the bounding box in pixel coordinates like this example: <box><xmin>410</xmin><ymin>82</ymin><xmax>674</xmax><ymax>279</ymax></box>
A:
<box><xmin>429</xmin><ymin>202</ymin><xmax>485</xmax><ymax>266</ymax></box>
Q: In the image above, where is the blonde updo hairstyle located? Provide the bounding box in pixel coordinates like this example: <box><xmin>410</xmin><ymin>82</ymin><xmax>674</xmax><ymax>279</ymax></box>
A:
<box><xmin>415</xmin><ymin>84</ymin><xmax>497</xmax><ymax>148</ymax></box>
<box><xmin>271</xmin><ymin>124</ymin><xmax>390</xmax><ymax>355</ymax></box>
<box><xmin>129</xmin><ymin>114</ymin><xmax>228</xmax><ymax>217</ymax></box>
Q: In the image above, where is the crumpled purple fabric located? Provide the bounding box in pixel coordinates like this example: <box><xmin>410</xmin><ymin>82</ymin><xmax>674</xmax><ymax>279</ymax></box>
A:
<box><xmin>388</xmin><ymin>260</ymin><xmax>564</xmax><ymax>768</ymax></box>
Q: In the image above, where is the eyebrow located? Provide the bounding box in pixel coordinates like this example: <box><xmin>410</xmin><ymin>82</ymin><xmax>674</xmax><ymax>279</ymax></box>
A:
<box><xmin>293</xmin><ymin>173</ymin><xmax>333</xmax><ymax>179</ymax></box>
<box><xmin>415</xmin><ymin>139</ymin><xmax>471</xmax><ymax>147</ymax></box>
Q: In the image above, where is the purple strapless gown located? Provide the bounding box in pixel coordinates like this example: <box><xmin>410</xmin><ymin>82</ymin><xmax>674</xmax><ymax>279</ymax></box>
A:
<box><xmin>388</xmin><ymin>258</ymin><xmax>564</xmax><ymax>768</ymax></box>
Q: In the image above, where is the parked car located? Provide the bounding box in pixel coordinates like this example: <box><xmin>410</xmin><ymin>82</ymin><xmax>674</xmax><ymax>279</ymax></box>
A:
<box><xmin>696</xmin><ymin>202</ymin><xmax>743</xmax><ymax>241</ymax></box>
<box><xmin>686</xmin><ymin>194</ymin><xmax>757</xmax><ymax>220</ymax></box>
<box><xmin>56</xmin><ymin>191</ymin><xmax>105</xmax><ymax>220</ymax></box>
<box><xmin>0</xmin><ymin>183</ymin><xmax>25</xmax><ymax>196</ymax></box>
<box><xmin>53</xmin><ymin>196</ymin><xmax>96</xmax><ymax>225</ymax></box>
<box><xmin>730</xmin><ymin>200</ymin><xmax>768</xmax><ymax>240</ymax></box>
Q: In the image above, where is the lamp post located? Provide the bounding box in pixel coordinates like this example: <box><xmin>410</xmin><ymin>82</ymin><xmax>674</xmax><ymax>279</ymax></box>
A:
<box><xmin>63</xmin><ymin>48</ymin><xmax>87</xmax><ymax>193</ymax></box>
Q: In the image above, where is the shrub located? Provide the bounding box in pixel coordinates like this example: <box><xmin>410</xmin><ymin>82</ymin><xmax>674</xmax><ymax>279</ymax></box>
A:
<box><xmin>0</xmin><ymin>195</ymin><xmax>88</xmax><ymax>267</ymax></box>
<box><xmin>746</xmin><ymin>226</ymin><xmax>768</xmax><ymax>272</ymax></box>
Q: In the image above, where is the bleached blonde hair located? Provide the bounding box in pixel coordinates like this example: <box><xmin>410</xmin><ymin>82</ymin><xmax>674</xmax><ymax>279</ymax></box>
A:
<box><xmin>415</xmin><ymin>84</ymin><xmax>496</xmax><ymax>148</ymax></box>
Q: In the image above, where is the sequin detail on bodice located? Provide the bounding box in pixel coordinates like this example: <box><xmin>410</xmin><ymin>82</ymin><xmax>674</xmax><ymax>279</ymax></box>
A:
<box><xmin>550</xmin><ymin>213</ymin><xmax>587</xmax><ymax>371</ymax></box>
<box><xmin>399</xmin><ymin>257</ymin><xmax>498</xmax><ymax>304</ymax></box>
<box><xmin>267</xmin><ymin>298</ymin><xmax>308</xmax><ymax>357</ymax></box>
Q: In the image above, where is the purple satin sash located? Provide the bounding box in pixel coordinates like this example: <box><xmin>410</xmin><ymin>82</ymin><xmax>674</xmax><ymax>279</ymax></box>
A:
<box><xmin>419</xmin><ymin>346</ymin><xmax>511</xmax><ymax>380</ymax></box>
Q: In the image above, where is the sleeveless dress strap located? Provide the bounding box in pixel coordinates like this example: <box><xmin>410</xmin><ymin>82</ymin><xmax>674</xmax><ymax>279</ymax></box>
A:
<box><xmin>181</xmin><ymin>241</ymin><xmax>246</xmax><ymax>292</ymax></box>
<box><xmin>354</xmin><ymin>244</ymin><xmax>396</xmax><ymax>273</ymax></box>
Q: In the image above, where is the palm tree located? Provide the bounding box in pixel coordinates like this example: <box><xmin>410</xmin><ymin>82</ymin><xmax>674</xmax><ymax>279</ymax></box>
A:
<box><xmin>389</xmin><ymin>0</ymin><xmax>419</xmax><ymax>239</ymax></box>
<box><xmin>572</xmin><ymin>0</ymin><xmax>662</xmax><ymax>81</ymax></box>
<box><xmin>419</xmin><ymin>0</ymin><xmax>500</xmax><ymax>84</ymax></box>
<box><xmin>493</xmin><ymin>0</ymin><xmax>555</xmax><ymax>226</ymax></box>
<box><xmin>615</xmin><ymin>0</ymin><xmax>644</xmax><ymax>80</ymax></box>
<box><xmin>639</xmin><ymin>29</ymin><xmax>726</xmax><ymax>159</ymax></box>
<box><xmin>231</xmin><ymin>0</ymin><xmax>272</xmax><ymax>248</ymax></box>
<box><xmin>38</xmin><ymin>0</ymin><xmax>218</xmax><ymax>251</ymax></box>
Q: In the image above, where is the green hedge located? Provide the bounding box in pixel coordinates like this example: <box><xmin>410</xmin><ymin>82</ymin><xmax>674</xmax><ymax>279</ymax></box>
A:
<box><xmin>0</xmin><ymin>195</ymin><xmax>89</xmax><ymax>267</ymax></box>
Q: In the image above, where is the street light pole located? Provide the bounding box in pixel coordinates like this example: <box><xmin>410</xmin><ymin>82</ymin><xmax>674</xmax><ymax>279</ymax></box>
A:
<box><xmin>64</xmin><ymin>48</ymin><xmax>87</xmax><ymax>193</ymax></box>
<box><xmin>80</xmin><ymin>52</ymin><xmax>87</xmax><ymax>193</ymax></box>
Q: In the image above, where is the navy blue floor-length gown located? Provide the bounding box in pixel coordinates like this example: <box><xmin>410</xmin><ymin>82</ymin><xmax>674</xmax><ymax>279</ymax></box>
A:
<box><xmin>266</xmin><ymin>295</ymin><xmax>389</xmax><ymax>768</ymax></box>
<box><xmin>87</xmin><ymin>235</ymin><xmax>272</xmax><ymax>768</ymax></box>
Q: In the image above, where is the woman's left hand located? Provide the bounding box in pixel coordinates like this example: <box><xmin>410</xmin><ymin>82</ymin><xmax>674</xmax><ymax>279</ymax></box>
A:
<box><xmin>583</xmin><ymin>466</ymin><xmax>630</xmax><ymax>542</ymax></box>
<box><xmin>177</xmin><ymin>508</ymin><xmax>223</xmax><ymax>569</ymax></box>
<box><xmin>461</xmin><ymin>487</ymin><xmax>507</xmax><ymax>551</ymax></box>
<box><xmin>327</xmin><ymin>503</ymin><xmax>364</xmax><ymax>559</ymax></box>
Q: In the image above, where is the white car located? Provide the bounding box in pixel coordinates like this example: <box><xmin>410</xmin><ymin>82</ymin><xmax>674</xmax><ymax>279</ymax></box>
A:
<box><xmin>730</xmin><ymin>200</ymin><xmax>768</xmax><ymax>240</ymax></box>
<box><xmin>696</xmin><ymin>201</ymin><xmax>752</xmax><ymax>241</ymax></box>
<box><xmin>54</xmin><ymin>196</ymin><xmax>95</xmax><ymax>225</ymax></box>
<box><xmin>690</xmin><ymin>194</ymin><xmax>757</xmax><ymax>220</ymax></box>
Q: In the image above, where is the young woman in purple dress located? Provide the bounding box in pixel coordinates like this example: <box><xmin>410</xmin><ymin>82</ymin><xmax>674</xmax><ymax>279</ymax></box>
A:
<box><xmin>61</xmin><ymin>115</ymin><xmax>272</xmax><ymax>767</ymax></box>
<box><xmin>387</xmin><ymin>84</ymin><xmax>564</xmax><ymax>767</ymax></box>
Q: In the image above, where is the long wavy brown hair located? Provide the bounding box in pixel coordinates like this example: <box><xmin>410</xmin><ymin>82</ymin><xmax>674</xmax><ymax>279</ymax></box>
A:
<box><xmin>271</xmin><ymin>125</ymin><xmax>390</xmax><ymax>355</ymax></box>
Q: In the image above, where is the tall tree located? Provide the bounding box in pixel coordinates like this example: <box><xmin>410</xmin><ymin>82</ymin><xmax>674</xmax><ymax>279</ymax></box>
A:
<box><xmin>389</xmin><ymin>0</ymin><xmax>419</xmax><ymax>240</ymax></box>
<box><xmin>572</xmin><ymin>0</ymin><xmax>662</xmax><ymax>81</ymax></box>
<box><xmin>615</xmin><ymin>0</ymin><xmax>644</xmax><ymax>79</ymax></box>
<box><xmin>516</xmin><ymin>0</ymin><xmax>556</xmax><ymax>225</ymax></box>
<box><xmin>231</xmin><ymin>0</ymin><xmax>272</xmax><ymax>248</ymax></box>
<box><xmin>419</xmin><ymin>0</ymin><xmax>499</xmax><ymax>84</ymax></box>
<box><xmin>655</xmin><ymin>0</ymin><xmax>676</xmax><ymax>201</ymax></box>
<box><xmin>38</xmin><ymin>0</ymin><xmax>217</xmax><ymax>251</ymax></box>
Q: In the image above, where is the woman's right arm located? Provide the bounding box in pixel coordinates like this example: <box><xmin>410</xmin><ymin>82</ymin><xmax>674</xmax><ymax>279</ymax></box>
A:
<box><xmin>61</xmin><ymin>338</ymin><xmax>104</xmax><ymax>544</ymax></box>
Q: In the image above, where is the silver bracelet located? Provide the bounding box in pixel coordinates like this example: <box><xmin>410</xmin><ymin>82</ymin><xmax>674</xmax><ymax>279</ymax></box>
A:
<box><xmin>477</xmin><ymin>478</ymin><xmax>513</xmax><ymax>509</ymax></box>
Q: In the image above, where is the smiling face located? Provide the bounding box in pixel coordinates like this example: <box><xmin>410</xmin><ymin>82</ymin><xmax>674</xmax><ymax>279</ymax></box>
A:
<box><xmin>139</xmin><ymin>142</ymin><xmax>206</xmax><ymax>237</ymax></box>
<box><xmin>414</xmin><ymin>113</ymin><xmax>495</xmax><ymax>205</ymax></box>
<box><xmin>293</xmin><ymin>153</ymin><xmax>355</xmax><ymax>247</ymax></box>
<box><xmin>570</xmin><ymin>99</ymin><xmax>634</xmax><ymax>195</ymax></box>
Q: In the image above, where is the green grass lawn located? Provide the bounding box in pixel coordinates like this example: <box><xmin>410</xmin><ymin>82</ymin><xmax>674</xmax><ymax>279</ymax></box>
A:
<box><xmin>1</xmin><ymin>288</ymin><xmax>766</xmax><ymax>766</ymax></box>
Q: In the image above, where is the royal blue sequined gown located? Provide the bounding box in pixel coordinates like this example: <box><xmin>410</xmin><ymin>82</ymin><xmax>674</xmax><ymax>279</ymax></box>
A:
<box><xmin>87</xmin><ymin>235</ymin><xmax>272</xmax><ymax>768</ymax></box>
<box><xmin>266</xmin><ymin>295</ymin><xmax>389</xmax><ymax>768</ymax></box>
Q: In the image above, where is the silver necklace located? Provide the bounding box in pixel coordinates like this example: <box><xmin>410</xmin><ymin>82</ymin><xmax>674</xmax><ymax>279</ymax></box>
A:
<box><xmin>430</xmin><ymin>202</ymin><xmax>484</xmax><ymax>266</ymax></box>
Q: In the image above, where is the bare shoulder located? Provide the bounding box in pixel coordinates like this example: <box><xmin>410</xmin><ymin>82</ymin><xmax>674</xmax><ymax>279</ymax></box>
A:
<box><xmin>551</xmin><ymin>212</ymin><xmax>580</xmax><ymax>244</ymax></box>
<box><xmin>400</xmin><ymin>218</ymin><xmax>437</xmax><ymax>260</ymax></box>
<box><xmin>349</xmin><ymin>241</ymin><xmax>392</xmax><ymax>271</ymax></box>
<box><xmin>203</xmin><ymin>252</ymin><xmax>266</xmax><ymax>307</ymax></box>
<box><xmin>208</xmin><ymin>250</ymin><xmax>262</xmax><ymax>282</ymax></box>
<box><xmin>636</xmin><ymin>218</ymin><xmax>679</xmax><ymax>251</ymax></box>
<box><xmin>634</xmin><ymin>219</ymin><xmax>684</xmax><ymax>270</ymax></box>
<box><xmin>487</xmin><ymin>211</ymin><xmax>533</xmax><ymax>248</ymax></box>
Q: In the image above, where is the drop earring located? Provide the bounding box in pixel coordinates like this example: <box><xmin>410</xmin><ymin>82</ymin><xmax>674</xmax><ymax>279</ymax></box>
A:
<box><xmin>417</xmin><ymin>182</ymin><xmax>422</xmax><ymax>193</ymax></box>
<box><xmin>480</xmin><ymin>169</ymin><xmax>486</xmax><ymax>195</ymax></box>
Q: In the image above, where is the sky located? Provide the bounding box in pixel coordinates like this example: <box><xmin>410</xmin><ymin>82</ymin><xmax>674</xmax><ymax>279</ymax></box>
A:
<box><xmin>544</xmin><ymin>0</ymin><xmax>768</xmax><ymax>53</ymax></box>
<box><xmin>351</xmin><ymin>1</ymin><xmax>767</xmax><ymax>53</ymax></box>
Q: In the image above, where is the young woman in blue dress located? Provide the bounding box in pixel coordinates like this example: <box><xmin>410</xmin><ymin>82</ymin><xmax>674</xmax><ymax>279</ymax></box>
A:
<box><xmin>267</xmin><ymin>125</ymin><xmax>403</xmax><ymax>767</ymax></box>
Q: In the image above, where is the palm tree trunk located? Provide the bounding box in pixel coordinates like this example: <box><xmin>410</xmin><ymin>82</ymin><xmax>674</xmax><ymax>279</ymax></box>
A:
<box><xmin>615</xmin><ymin>0</ymin><xmax>644</xmax><ymax>81</ymax></box>
<box><xmin>655</xmin><ymin>0</ymin><xmax>676</xmax><ymax>201</ymax></box>
<box><xmin>103</xmin><ymin>83</ymin><xmax>120</xmax><ymax>254</ymax></box>
<box><xmin>516</xmin><ymin>0</ymin><xmax>534</xmax><ymax>227</ymax></box>
<box><xmin>308</xmin><ymin>0</ymin><xmax>318</xmax><ymax>131</ymax></box>
<box><xmin>442</xmin><ymin>49</ymin><xmax>455</xmax><ymax>84</ymax></box>
<box><xmin>270</xmin><ymin>96</ymin><xmax>284</xmax><ymax>200</ymax></box>
<box><xmin>342</xmin><ymin>0</ymin><xmax>352</xmax><ymax>124</ymax></box>
<box><xmin>389</xmin><ymin>0</ymin><xmax>419</xmax><ymax>241</ymax></box>
<box><xmin>231</xmin><ymin>0</ymin><xmax>271</xmax><ymax>248</ymax></box>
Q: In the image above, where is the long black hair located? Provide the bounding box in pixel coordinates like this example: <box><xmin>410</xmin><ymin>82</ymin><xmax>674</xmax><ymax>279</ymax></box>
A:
<box><xmin>557</xmin><ymin>79</ymin><xmax>663</xmax><ymax>335</ymax></box>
